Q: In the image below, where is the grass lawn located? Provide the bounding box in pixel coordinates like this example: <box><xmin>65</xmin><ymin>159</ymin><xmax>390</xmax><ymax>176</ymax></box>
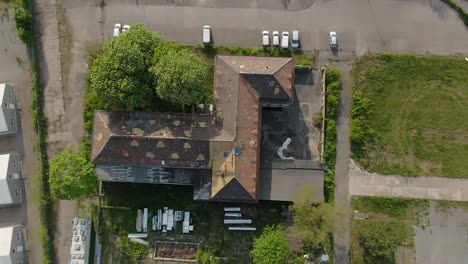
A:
<box><xmin>351</xmin><ymin>196</ymin><xmax>429</xmax><ymax>264</ymax></box>
<box><xmin>99</xmin><ymin>182</ymin><xmax>291</xmax><ymax>264</ymax></box>
<box><xmin>351</xmin><ymin>54</ymin><xmax>468</xmax><ymax>177</ymax></box>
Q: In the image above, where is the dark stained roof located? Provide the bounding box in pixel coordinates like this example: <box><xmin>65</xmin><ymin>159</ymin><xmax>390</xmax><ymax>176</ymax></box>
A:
<box><xmin>92</xmin><ymin>55</ymin><xmax>295</xmax><ymax>202</ymax></box>
<box><xmin>211</xmin><ymin>179</ymin><xmax>256</xmax><ymax>202</ymax></box>
<box><xmin>92</xmin><ymin>111</ymin><xmax>233</xmax><ymax>168</ymax></box>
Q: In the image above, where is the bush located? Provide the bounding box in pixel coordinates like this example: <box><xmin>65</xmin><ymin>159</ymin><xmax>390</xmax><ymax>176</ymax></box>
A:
<box><xmin>119</xmin><ymin>232</ymin><xmax>148</xmax><ymax>263</ymax></box>
<box><xmin>323</xmin><ymin>69</ymin><xmax>341</xmax><ymax>201</ymax></box>
<box><xmin>14</xmin><ymin>8</ymin><xmax>32</xmax><ymax>44</ymax></box>
<box><xmin>356</xmin><ymin>220</ymin><xmax>408</xmax><ymax>263</ymax></box>
<box><xmin>312</xmin><ymin>112</ymin><xmax>323</xmax><ymax>129</ymax></box>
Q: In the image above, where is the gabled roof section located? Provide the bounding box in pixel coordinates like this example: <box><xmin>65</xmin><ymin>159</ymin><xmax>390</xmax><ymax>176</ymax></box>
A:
<box><xmin>213</xmin><ymin>56</ymin><xmax>294</xmax><ymax>201</ymax></box>
<box><xmin>211</xmin><ymin>178</ymin><xmax>257</xmax><ymax>202</ymax></box>
<box><xmin>0</xmin><ymin>84</ymin><xmax>8</xmax><ymax>133</ymax></box>
<box><xmin>0</xmin><ymin>225</ymin><xmax>13</xmax><ymax>261</ymax></box>
<box><xmin>0</xmin><ymin>154</ymin><xmax>12</xmax><ymax>205</ymax></box>
<box><xmin>92</xmin><ymin>111</ymin><xmax>233</xmax><ymax>168</ymax></box>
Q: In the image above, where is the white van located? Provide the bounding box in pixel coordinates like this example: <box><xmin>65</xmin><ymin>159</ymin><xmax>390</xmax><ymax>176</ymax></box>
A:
<box><xmin>272</xmin><ymin>31</ymin><xmax>280</xmax><ymax>47</ymax></box>
<box><xmin>262</xmin><ymin>31</ymin><xmax>270</xmax><ymax>46</ymax></box>
<box><xmin>281</xmin><ymin>31</ymin><xmax>289</xmax><ymax>49</ymax></box>
<box><xmin>291</xmin><ymin>30</ymin><xmax>299</xmax><ymax>49</ymax></box>
<box><xmin>203</xmin><ymin>25</ymin><xmax>211</xmax><ymax>45</ymax></box>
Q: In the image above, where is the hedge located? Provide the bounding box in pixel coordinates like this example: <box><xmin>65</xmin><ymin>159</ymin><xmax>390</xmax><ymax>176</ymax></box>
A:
<box><xmin>323</xmin><ymin>68</ymin><xmax>341</xmax><ymax>201</ymax></box>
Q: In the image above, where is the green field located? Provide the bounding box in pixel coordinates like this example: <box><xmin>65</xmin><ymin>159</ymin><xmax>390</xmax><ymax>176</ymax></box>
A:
<box><xmin>351</xmin><ymin>54</ymin><xmax>468</xmax><ymax>177</ymax></box>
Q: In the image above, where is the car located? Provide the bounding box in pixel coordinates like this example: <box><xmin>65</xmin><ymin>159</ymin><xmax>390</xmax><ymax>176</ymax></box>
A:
<box><xmin>281</xmin><ymin>31</ymin><xmax>289</xmax><ymax>48</ymax></box>
<box><xmin>291</xmin><ymin>30</ymin><xmax>299</xmax><ymax>49</ymax></box>
<box><xmin>113</xmin><ymin>23</ymin><xmax>121</xmax><ymax>38</ymax></box>
<box><xmin>122</xmin><ymin>25</ymin><xmax>130</xmax><ymax>33</ymax></box>
<box><xmin>262</xmin><ymin>31</ymin><xmax>270</xmax><ymax>46</ymax></box>
<box><xmin>203</xmin><ymin>25</ymin><xmax>211</xmax><ymax>45</ymax></box>
<box><xmin>329</xmin><ymin>31</ymin><xmax>337</xmax><ymax>48</ymax></box>
<box><xmin>272</xmin><ymin>31</ymin><xmax>280</xmax><ymax>47</ymax></box>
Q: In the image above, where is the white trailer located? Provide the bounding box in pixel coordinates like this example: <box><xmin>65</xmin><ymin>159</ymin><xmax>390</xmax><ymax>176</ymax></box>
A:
<box><xmin>228</xmin><ymin>227</ymin><xmax>257</xmax><ymax>231</ymax></box>
<box><xmin>136</xmin><ymin>210</ymin><xmax>142</xmax><ymax>232</ymax></box>
<box><xmin>143</xmin><ymin>208</ymin><xmax>148</xmax><ymax>232</ymax></box>
<box><xmin>224</xmin><ymin>219</ymin><xmax>252</xmax><ymax>224</ymax></box>
<box><xmin>224</xmin><ymin>207</ymin><xmax>241</xmax><ymax>212</ymax></box>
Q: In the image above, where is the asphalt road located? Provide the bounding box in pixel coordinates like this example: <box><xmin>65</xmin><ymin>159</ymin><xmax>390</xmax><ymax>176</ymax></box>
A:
<box><xmin>65</xmin><ymin>0</ymin><xmax>468</xmax><ymax>56</ymax></box>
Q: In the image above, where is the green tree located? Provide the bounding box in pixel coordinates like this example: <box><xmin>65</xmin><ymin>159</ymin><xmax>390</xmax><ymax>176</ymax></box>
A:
<box><xmin>250</xmin><ymin>225</ymin><xmax>290</xmax><ymax>264</ymax></box>
<box><xmin>49</xmin><ymin>145</ymin><xmax>98</xmax><ymax>200</ymax></box>
<box><xmin>89</xmin><ymin>24</ymin><xmax>162</xmax><ymax>109</ymax></box>
<box><xmin>151</xmin><ymin>48</ymin><xmax>211</xmax><ymax>107</ymax></box>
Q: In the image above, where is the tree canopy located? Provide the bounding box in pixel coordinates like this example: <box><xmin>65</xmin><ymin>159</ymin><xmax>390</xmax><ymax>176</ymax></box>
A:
<box><xmin>250</xmin><ymin>225</ymin><xmax>290</xmax><ymax>264</ymax></box>
<box><xmin>151</xmin><ymin>47</ymin><xmax>211</xmax><ymax>107</ymax></box>
<box><xmin>89</xmin><ymin>24</ymin><xmax>162</xmax><ymax>109</ymax></box>
<box><xmin>49</xmin><ymin>146</ymin><xmax>98</xmax><ymax>200</ymax></box>
<box><xmin>291</xmin><ymin>186</ymin><xmax>337</xmax><ymax>253</ymax></box>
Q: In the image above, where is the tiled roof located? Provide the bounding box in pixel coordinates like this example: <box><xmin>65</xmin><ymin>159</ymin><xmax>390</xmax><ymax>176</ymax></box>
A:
<box><xmin>92</xmin><ymin>56</ymin><xmax>294</xmax><ymax>202</ymax></box>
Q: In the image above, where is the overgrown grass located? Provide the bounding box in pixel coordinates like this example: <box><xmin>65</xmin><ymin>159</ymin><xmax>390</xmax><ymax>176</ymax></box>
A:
<box><xmin>352</xmin><ymin>196</ymin><xmax>429</xmax><ymax>219</ymax></box>
<box><xmin>15</xmin><ymin>0</ymin><xmax>56</xmax><ymax>263</ymax></box>
<box><xmin>191</xmin><ymin>45</ymin><xmax>314</xmax><ymax>67</ymax></box>
<box><xmin>350</xmin><ymin>196</ymin><xmax>429</xmax><ymax>264</ymax></box>
<box><xmin>351</xmin><ymin>54</ymin><xmax>468</xmax><ymax>177</ymax></box>
<box><xmin>441</xmin><ymin>0</ymin><xmax>468</xmax><ymax>25</ymax></box>
<box><xmin>0</xmin><ymin>0</ymin><xmax>20</xmax><ymax>9</ymax></box>
<box><xmin>100</xmin><ymin>183</ymin><xmax>290</xmax><ymax>264</ymax></box>
<box><xmin>323</xmin><ymin>68</ymin><xmax>341</xmax><ymax>201</ymax></box>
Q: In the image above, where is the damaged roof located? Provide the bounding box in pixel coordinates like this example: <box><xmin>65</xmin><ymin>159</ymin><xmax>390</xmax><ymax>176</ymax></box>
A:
<box><xmin>92</xmin><ymin>55</ymin><xmax>294</xmax><ymax>202</ymax></box>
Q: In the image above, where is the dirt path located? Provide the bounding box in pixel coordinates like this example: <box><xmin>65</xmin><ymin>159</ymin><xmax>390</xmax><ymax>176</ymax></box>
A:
<box><xmin>35</xmin><ymin>0</ymin><xmax>79</xmax><ymax>262</ymax></box>
<box><xmin>349</xmin><ymin>160</ymin><xmax>468</xmax><ymax>201</ymax></box>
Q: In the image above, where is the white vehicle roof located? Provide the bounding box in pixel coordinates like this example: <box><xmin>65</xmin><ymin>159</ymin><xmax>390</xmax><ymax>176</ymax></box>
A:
<box><xmin>292</xmin><ymin>30</ymin><xmax>299</xmax><ymax>40</ymax></box>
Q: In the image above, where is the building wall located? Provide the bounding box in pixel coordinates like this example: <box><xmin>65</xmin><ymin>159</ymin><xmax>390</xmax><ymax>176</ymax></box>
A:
<box><xmin>1</xmin><ymin>84</ymin><xmax>17</xmax><ymax>135</ymax></box>
<box><xmin>95</xmin><ymin>164</ymin><xmax>212</xmax><ymax>200</ymax></box>
<box><xmin>10</xmin><ymin>225</ymin><xmax>26</xmax><ymax>264</ymax></box>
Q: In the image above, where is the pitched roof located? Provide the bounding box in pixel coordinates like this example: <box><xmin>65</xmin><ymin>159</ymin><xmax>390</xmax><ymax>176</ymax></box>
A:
<box><xmin>0</xmin><ymin>154</ymin><xmax>12</xmax><ymax>205</ymax></box>
<box><xmin>0</xmin><ymin>225</ymin><xmax>13</xmax><ymax>263</ymax></box>
<box><xmin>0</xmin><ymin>84</ymin><xmax>9</xmax><ymax>133</ymax></box>
<box><xmin>214</xmin><ymin>56</ymin><xmax>294</xmax><ymax>200</ymax></box>
<box><xmin>92</xmin><ymin>56</ymin><xmax>294</xmax><ymax>202</ymax></box>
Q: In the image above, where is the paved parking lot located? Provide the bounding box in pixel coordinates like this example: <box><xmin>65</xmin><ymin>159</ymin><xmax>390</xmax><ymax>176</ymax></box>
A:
<box><xmin>0</xmin><ymin>8</ymin><xmax>42</xmax><ymax>263</ymax></box>
<box><xmin>65</xmin><ymin>0</ymin><xmax>468</xmax><ymax>56</ymax></box>
<box><xmin>415</xmin><ymin>203</ymin><xmax>468</xmax><ymax>264</ymax></box>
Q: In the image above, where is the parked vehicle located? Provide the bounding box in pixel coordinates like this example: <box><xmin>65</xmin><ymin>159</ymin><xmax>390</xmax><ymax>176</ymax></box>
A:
<box><xmin>291</xmin><ymin>30</ymin><xmax>299</xmax><ymax>49</ymax></box>
<box><xmin>272</xmin><ymin>31</ymin><xmax>280</xmax><ymax>47</ymax></box>
<box><xmin>122</xmin><ymin>25</ymin><xmax>130</xmax><ymax>33</ymax></box>
<box><xmin>281</xmin><ymin>31</ymin><xmax>289</xmax><ymax>48</ymax></box>
<box><xmin>329</xmin><ymin>31</ymin><xmax>337</xmax><ymax>48</ymax></box>
<box><xmin>203</xmin><ymin>25</ymin><xmax>211</xmax><ymax>45</ymax></box>
<box><xmin>113</xmin><ymin>23</ymin><xmax>121</xmax><ymax>38</ymax></box>
<box><xmin>262</xmin><ymin>31</ymin><xmax>270</xmax><ymax>46</ymax></box>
